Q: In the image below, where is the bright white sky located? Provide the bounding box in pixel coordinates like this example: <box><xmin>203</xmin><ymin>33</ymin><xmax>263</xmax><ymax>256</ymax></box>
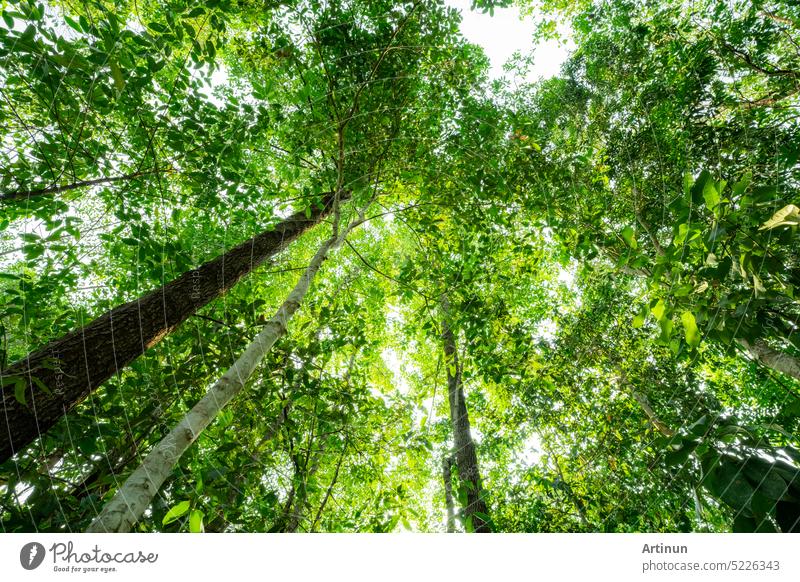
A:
<box><xmin>444</xmin><ymin>0</ymin><xmax>573</xmax><ymax>81</ymax></box>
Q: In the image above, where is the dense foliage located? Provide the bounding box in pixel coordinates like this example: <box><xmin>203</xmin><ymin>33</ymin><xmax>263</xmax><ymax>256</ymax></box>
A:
<box><xmin>1</xmin><ymin>0</ymin><xmax>798</xmax><ymax>532</ymax></box>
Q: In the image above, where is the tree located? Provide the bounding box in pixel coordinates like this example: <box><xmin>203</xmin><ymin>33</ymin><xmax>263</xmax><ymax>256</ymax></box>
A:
<box><xmin>0</xmin><ymin>195</ymin><xmax>335</xmax><ymax>462</ymax></box>
<box><xmin>86</xmin><ymin>199</ymin><xmax>366</xmax><ymax>532</ymax></box>
<box><xmin>442</xmin><ymin>300</ymin><xmax>491</xmax><ymax>532</ymax></box>
<box><xmin>2</xmin><ymin>0</ymin><xmax>799</xmax><ymax>534</ymax></box>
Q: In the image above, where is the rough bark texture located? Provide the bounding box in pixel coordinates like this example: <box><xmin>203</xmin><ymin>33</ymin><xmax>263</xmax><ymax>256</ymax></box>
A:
<box><xmin>739</xmin><ymin>338</ymin><xmax>800</xmax><ymax>381</ymax></box>
<box><xmin>86</xmin><ymin>209</ymin><xmax>360</xmax><ymax>532</ymax></box>
<box><xmin>0</xmin><ymin>194</ymin><xmax>336</xmax><ymax>463</ymax></box>
<box><xmin>442</xmin><ymin>455</ymin><xmax>456</xmax><ymax>533</ymax></box>
<box><xmin>441</xmin><ymin>307</ymin><xmax>490</xmax><ymax>533</ymax></box>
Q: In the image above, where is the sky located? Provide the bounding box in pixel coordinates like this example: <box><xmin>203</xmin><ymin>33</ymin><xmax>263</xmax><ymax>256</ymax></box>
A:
<box><xmin>444</xmin><ymin>0</ymin><xmax>573</xmax><ymax>81</ymax></box>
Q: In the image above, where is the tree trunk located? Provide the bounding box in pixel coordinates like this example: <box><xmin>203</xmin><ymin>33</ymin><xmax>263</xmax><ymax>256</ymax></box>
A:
<box><xmin>739</xmin><ymin>338</ymin><xmax>800</xmax><ymax>382</ymax></box>
<box><xmin>310</xmin><ymin>443</ymin><xmax>346</xmax><ymax>532</ymax></box>
<box><xmin>601</xmin><ymin>233</ymin><xmax>800</xmax><ymax>382</ymax></box>
<box><xmin>0</xmin><ymin>194</ymin><xmax>336</xmax><ymax>463</ymax></box>
<box><xmin>551</xmin><ymin>452</ymin><xmax>590</xmax><ymax>528</ymax></box>
<box><xmin>85</xmin><ymin>206</ymin><xmax>362</xmax><ymax>532</ymax></box>
<box><xmin>442</xmin><ymin>455</ymin><xmax>456</xmax><ymax>532</ymax></box>
<box><xmin>441</xmin><ymin>303</ymin><xmax>490</xmax><ymax>532</ymax></box>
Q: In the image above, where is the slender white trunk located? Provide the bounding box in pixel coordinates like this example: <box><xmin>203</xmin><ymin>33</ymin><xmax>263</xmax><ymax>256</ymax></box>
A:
<box><xmin>87</xmin><ymin>213</ymin><xmax>362</xmax><ymax>533</ymax></box>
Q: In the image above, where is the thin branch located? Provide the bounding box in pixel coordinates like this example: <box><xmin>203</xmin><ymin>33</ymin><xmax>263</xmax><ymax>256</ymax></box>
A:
<box><xmin>1</xmin><ymin>168</ymin><xmax>173</xmax><ymax>201</ymax></box>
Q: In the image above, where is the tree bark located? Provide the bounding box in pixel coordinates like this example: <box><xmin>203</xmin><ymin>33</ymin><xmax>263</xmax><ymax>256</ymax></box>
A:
<box><xmin>85</xmin><ymin>205</ymin><xmax>362</xmax><ymax>532</ymax></box>
<box><xmin>0</xmin><ymin>194</ymin><xmax>337</xmax><ymax>463</ymax></box>
<box><xmin>285</xmin><ymin>445</ymin><xmax>325</xmax><ymax>533</ymax></box>
<box><xmin>739</xmin><ymin>338</ymin><xmax>800</xmax><ymax>382</ymax></box>
<box><xmin>310</xmin><ymin>443</ymin><xmax>346</xmax><ymax>532</ymax></box>
<box><xmin>441</xmin><ymin>302</ymin><xmax>490</xmax><ymax>532</ymax></box>
<box><xmin>442</xmin><ymin>455</ymin><xmax>456</xmax><ymax>532</ymax></box>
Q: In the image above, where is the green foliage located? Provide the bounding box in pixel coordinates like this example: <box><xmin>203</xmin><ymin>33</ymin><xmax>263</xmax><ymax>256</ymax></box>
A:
<box><xmin>1</xmin><ymin>0</ymin><xmax>799</xmax><ymax>534</ymax></box>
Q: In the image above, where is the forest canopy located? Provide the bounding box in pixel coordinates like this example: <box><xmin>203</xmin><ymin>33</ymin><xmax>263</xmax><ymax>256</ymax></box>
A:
<box><xmin>0</xmin><ymin>0</ymin><xmax>799</xmax><ymax>533</ymax></box>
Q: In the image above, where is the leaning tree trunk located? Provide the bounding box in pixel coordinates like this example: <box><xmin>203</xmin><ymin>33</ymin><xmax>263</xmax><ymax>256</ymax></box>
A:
<box><xmin>86</xmin><ymin>206</ymin><xmax>362</xmax><ymax>533</ymax></box>
<box><xmin>0</xmin><ymin>193</ymin><xmax>337</xmax><ymax>463</ymax></box>
<box><xmin>739</xmin><ymin>338</ymin><xmax>800</xmax><ymax>382</ymax></box>
<box><xmin>590</xmin><ymin>222</ymin><xmax>800</xmax><ymax>383</ymax></box>
<box><xmin>441</xmin><ymin>304</ymin><xmax>491</xmax><ymax>533</ymax></box>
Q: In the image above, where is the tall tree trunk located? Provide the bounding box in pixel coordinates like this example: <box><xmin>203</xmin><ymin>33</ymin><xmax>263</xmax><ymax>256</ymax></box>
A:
<box><xmin>442</xmin><ymin>455</ymin><xmax>456</xmax><ymax>533</ymax></box>
<box><xmin>739</xmin><ymin>338</ymin><xmax>800</xmax><ymax>382</ymax></box>
<box><xmin>551</xmin><ymin>453</ymin><xmax>590</xmax><ymax>528</ymax></box>
<box><xmin>0</xmin><ymin>193</ymin><xmax>337</xmax><ymax>463</ymax></box>
<box><xmin>284</xmin><ymin>447</ymin><xmax>325</xmax><ymax>533</ymax></box>
<box><xmin>310</xmin><ymin>442</ymin><xmax>346</xmax><ymax>532</ymax></box>
<box><xmin>441</xmin><ymin>303</ymin><xmax>490</xmax><ymax>532</ymax></box>
<box><xmin>86</xmin><ymin>205</ymin><xmax>363</xmax><ymax>533</ymax></box>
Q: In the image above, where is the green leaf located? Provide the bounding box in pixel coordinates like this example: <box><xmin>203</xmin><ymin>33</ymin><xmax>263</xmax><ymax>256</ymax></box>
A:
<box><xmin>731</xmin><ymin>173</ymin><xmax>751</xmax><ymax>198</ymax></box>
<box><xmin>63</xmin><ymin>15</ymin><xmax>83</xmax><ymax>32</ymax></box>
<box><xmin>621</xmin><ymin>225</ymin><xmax>637</xmax><ymax>249</ymax></box>
<box><xmin>23</xmin><ymin>244</ymin><xmax>44</xmax><ymax>260</ymax></box>
<box><xmin>189</xmin><ymin>509</ymin><xmax>204</xmax><ymax>533</ymax></box>
<box><xmin>702</xmin><ymin>179</ymin><xmax>720</xmax><ymax>210</ymax></box>
<box><xmin>742</xmin><ymin>459</ymin><xmax>788</xmax><ymax>500</ymax></box>
<box><xmin>14</xmin><ymin>378</ymin><xmax>28</xmax><ymax>406</ymax></box>
<box><xmin>672</xmin><ymin>223</ymin><xmax>689</xmax><ymax>246</ymax></box>
<box><xmin>632</xmin><ymin>304</ymin><xmax>648</xmax><ymax>328</ymax></box>
<box><xmin>110</xmin><ymin>61</ymin><xmax>125</xmax><ymax>92</ymax></box>
<box><xmin>651</xmin><ymin>299</ymin><xmax>666</xmax><ymax>322</ymax></box>
<box><xmin>682</xmin><ymin>172</ymin><xmax>693</xmax><ymax>197</ymax></box>
<box><xmin>162</xmin><ymin>501</ymin><xmax>191</xmax><ymax>525</ymax></box>
<box><xmin>760</xmin><ymin>204</ymin><xmax>800</xmax><ymax>230</ymax></box>
<box><xmin>658</xmin><ymin>317</ymin><xmax>673</xmax><ymax>343</ymax></box>
<box><xmin>690</xmin><ymin>170</ymin><xmax>713</xmax><ymax>205</ymax></box>
<box><xmin>752</xmin><ymin>273</ymin><xmax>766</xmax><ymax>298</ymax></box>
<box><xmin>687</xmin><ymin>415</ymin><xmax>710</xmax><ymax>437</ymax></box>
<box><xmin>664</xmin><ymin>446</ymin><xmax>691</xmax><ymax>467</ymax></box>
<box><xmin>680</xmin><ymin>311</ymin><xmax>700</xmax><ymax>348</ymax></box>
<box><xmin>30</xmin><ymin>376</ymin><xmax>52</xmax><ymax>395</ymax></box>
<box><xmin>705</xmin><ymin>460</ymin><xmax>755</xmax><ymax>511</ymax></box>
